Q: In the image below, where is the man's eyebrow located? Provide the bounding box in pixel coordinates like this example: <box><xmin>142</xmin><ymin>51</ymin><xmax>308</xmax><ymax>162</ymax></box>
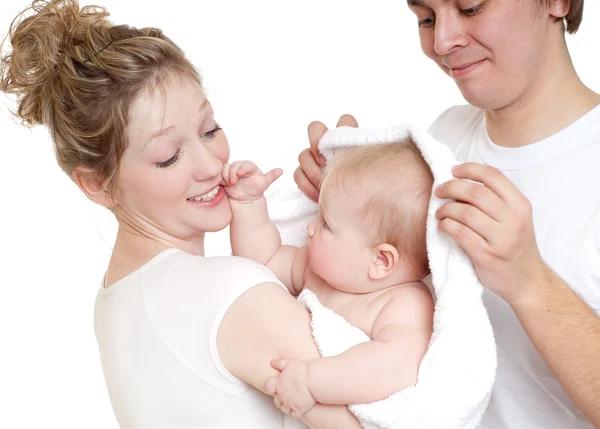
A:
<box><xmin>407</xmin><ymin>0</ymin><xmax>427</xmax><ymax>7</ymax></box>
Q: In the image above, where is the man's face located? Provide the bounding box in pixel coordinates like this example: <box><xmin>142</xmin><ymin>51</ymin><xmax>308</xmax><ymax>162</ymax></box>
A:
<box><xmin>408</xmin><ymin>0</ymin><xmax>563</xmax><ymax>110</ymax></box>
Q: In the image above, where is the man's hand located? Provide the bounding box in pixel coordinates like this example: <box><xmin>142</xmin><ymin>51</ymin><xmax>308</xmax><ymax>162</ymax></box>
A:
<box><xmin>266</xmin><ymin>359</ymin><xmax>317</xmax><ymax>419</ymax></box>
<box><xmin>294</xmin><ymin>114</ymin><xmax>358</xmax><ymax>202</ymax></box>
<box><xmin>222</xmin><ymin>161</ymin><xmax>282</xmax><ymax>202</ymax></box>
<box><xmin>435</xmin><ymin>162</ymin><xmax>547</xmax><ymax>305</ymax></box>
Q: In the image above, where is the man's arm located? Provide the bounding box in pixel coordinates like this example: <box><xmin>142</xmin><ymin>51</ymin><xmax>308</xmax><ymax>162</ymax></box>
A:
<box><xmin>434</xmin><ymin>162</ymin><xmax>600</xmax><ymax>427</ymax></box>
<box><xmin>511</xmin><ymin>266</ymin><xmax>600</xmax><ymax>427</ymax></box>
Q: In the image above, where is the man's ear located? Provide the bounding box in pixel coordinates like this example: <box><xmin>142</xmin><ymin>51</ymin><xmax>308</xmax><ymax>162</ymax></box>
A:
<box><xmin>548</xmin><ymin>0</ymin><xmax>569</xmax><ymax>19</ymax></box>
<box><xmin>368</xmin><ymin>243</ymin><xmax>400</xmax><ymax>280</ymax></box>
<box><xmin>72</xmin><ymin>166</ymin><xmax>116</xmax><ymax>209</ymax></box>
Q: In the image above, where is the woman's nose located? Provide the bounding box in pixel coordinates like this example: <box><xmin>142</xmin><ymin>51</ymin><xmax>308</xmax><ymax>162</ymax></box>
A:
<box><xmin>193</xmin><ymin>147</ymin><xmax>223</xmax><ymax>182</ymax></box>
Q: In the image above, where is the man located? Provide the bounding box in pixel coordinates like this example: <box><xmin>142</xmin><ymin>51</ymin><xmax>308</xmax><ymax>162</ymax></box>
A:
<box><xmin>294</xmin><ymin>1</ymin><xmax>600</xmax><ymax>427</ymax></box>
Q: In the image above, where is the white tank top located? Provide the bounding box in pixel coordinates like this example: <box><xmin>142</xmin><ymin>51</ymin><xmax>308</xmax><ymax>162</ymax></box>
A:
<box><xmin>94</xmin><ymin>248</ymin><xmax>285</xmax><ymax>429</ymax></box>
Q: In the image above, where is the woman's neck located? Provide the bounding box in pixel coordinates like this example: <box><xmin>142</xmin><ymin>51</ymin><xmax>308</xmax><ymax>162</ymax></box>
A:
<box><xmin>104</xmin><ymin>222</ymin><xmax>205</xmax><ymax>288</ymax></box>
<box><xmin>486</xmin><ymin>43</ymin><xmax>600</xmax><ymax>148</ymax></box>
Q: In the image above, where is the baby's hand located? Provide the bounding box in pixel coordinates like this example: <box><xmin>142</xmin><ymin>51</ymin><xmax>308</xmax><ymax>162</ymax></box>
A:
<box><xmin>221</xmin><ymin>161</ymin><xmax>282</xmax><ymax>202</ymax></box>
<box><xmin>266</xmin><ymin>359</ymin><xmax>316</xmax><ymax>419</ymax></box>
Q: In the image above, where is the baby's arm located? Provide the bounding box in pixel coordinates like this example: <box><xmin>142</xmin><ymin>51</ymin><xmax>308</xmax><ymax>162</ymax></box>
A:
<box><xmin>269</xmin><ymin>281</ymin><xmax>434</xmax><ymax>416</ymax></box>
<box><xmin>223</xmin><ymin>161</ymin><xmax>307</xmax><ymax>294</ymax></box>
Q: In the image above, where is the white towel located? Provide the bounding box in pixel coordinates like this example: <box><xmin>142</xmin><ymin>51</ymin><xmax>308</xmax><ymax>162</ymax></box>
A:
<box><xmin>267</xmin><ymin>124</ymin><xmax>497</xmax><ymax>429</ymax></box>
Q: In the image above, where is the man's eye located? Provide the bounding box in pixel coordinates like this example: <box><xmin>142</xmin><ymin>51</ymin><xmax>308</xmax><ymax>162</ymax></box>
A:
<box><xmin>418</xmin><ymin>16</ymin><xmax>435</xmax><ymax>28</ymax></box>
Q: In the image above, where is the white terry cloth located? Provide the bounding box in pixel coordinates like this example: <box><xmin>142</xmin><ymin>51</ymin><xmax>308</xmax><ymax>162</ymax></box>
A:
<box><xmin>267</xmin><ymin>124</ymin><xmax>497</xmax><ymax>429</ymax></box>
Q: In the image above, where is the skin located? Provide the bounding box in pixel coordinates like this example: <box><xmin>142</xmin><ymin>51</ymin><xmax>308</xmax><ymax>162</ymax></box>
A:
<box><xmin>223</xmin><ymin>160</ymin><xmax>433</xmax><ymax>418</ymax></box>
<box><xmin>73</xmin><ymin>73</ymin><xmax>362</xmax><ymax>428</ymax></box>
<box><xmin>295</xmin><ymin>0</ymin><xmax>600</xmax><ymax>425</ymax></box>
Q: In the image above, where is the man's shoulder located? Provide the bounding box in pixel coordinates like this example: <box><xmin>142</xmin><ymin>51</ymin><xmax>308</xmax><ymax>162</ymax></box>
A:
<box><xmin>428</xmin><ymin>104</ymin><xmax>483</xmax><ymax>136</ymax></box>
<box><xmin>427</xmin><ymin>104</ymin><xmax>484</xmax><ymax>153</ymax></box>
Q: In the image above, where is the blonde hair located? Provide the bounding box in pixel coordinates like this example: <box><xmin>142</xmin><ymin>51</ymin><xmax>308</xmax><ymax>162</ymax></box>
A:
<box><xmin>323</xmin><ymin>140</ymin><xmax>433</xmax><ymax>274</ymax></box>
<box><xmin>0</xmin><ymin>0</ymin><xmax>201</xmax><ymax>194</ymax></box>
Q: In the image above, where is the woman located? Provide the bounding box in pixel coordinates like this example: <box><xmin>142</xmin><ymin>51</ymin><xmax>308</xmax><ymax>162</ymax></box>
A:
<box><xmin>0</xmin><ymin>1</ymin><xmax>360</xmax><ymax>427</ymax></box>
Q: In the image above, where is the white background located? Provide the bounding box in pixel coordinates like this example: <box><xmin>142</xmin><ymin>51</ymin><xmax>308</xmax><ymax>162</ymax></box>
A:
<box><xmin>0</xmin><ymin>1</ymin><xmax>599</xmax><ymax>427</ymax></box>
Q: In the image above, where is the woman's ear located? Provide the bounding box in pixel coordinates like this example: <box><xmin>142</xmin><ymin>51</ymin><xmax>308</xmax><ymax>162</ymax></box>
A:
<box><xmin>72</xmin><ymin>166</ymin><xmax>115</xmax><ymax>209</ymax></box>
<box><xmin>368</xmin><ymin>243</ymin><xmax>400</xmax><ymax>280</ymax></box>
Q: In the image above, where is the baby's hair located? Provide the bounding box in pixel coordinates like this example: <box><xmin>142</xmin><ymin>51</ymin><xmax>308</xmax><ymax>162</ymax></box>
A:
<box><xmin>0</xmin><ymin>0</ymin><xmax>201</xmax><ymax>194</ymax></box>
<box><xmin>323</xmin><ymin>139</ymin><xmax>433</xmax><ymax>275</ymax></box>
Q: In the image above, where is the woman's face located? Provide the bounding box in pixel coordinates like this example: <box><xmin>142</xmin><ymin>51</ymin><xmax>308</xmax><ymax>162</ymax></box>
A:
<box><xmin>114</xmin><ymin>74</ymin><xmax>231</xmax><ymax>245</ymax></box>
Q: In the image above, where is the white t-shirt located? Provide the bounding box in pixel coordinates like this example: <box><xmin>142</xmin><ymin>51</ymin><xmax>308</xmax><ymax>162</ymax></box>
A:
<box><xmin>429</xmin><ymin>104</ymin><xmax>600</xmax><ymax>429</ymax></box>
<box><xmin>94</xmin><ymin>249</ymin><xmax>286</xmax><ymax>429</ymax></box>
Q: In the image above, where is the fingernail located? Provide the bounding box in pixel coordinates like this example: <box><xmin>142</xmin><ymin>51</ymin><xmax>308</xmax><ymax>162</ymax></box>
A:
<box><xmin>318</xmin><ymin>155</ymin><xmax>326</xmax><ymax>165</ymax></box>
<box><xmin>266</xmin><ymin>379</ymin><xmax>276</xmax><ymax>395</ymax></box>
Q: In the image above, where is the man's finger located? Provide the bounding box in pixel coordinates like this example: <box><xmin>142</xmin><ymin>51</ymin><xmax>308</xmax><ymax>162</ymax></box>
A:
<box><xmin>336</xmin><ymin>113</ymin><xmax>358</xmax><ymax>128</ymax></box>
<box><xmin>298</xmin><ymin>149</ymin><xmax>323</xmax><ymax>188</ymax></box>
<box><xmin>307</xmin><ymin>121</ymin><xmax>328</xmax><ymax>166</ymax></box>
<box><xmin>293</xmin><ymin>166</ymin><xmax>319</xmax><ymax>202</ymax></box>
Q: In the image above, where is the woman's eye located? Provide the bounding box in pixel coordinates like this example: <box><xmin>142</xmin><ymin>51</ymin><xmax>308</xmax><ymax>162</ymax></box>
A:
<box><xmin>157</xmin><ymin>149</ymin><xmax>180</xmax><ymax>169</ymax></box>
<box><xmin>201</xmin><ymin>124</ymin><xmax>222</xmax><ymax>139</ymax></box>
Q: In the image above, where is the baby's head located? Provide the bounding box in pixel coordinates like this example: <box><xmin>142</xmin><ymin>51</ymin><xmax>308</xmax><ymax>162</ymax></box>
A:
<box><xmin>307</xmin><ymin>139</ymin><xmax>433</xmax><ymax>292</ymax></box>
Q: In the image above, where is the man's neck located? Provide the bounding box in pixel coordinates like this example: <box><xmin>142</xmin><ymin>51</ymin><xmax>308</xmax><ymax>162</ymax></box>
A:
<box><xmin>485</xmin><ymin>47</ymin><xmax>600</xmax><ymax>148</ymax></box>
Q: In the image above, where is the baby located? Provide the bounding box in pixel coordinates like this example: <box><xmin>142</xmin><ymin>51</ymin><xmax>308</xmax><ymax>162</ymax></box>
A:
<box><xmin>223</xmin><ymin>140</ymin><xmax>434</xmax><ymax>418</ymax></box>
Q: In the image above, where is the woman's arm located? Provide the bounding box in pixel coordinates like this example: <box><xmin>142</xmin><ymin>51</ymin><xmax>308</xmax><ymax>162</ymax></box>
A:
<box><xmin>217</xmin><ymin>282</ymin><xmax>362</xmax><ymax>428</ymax></box>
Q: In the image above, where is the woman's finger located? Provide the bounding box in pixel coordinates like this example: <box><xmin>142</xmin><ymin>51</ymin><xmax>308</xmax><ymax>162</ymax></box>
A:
<box><xmin>271</xmin><ymin>359</ymin><xmax>289</xmax><ymax>371</ymax></box>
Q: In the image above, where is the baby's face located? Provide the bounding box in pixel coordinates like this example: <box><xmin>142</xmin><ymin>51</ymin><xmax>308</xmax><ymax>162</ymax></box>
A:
<box><xmin>306</xmin><ymin>186</ymin><xmax>374</xmax><ymax>292</ymax></box>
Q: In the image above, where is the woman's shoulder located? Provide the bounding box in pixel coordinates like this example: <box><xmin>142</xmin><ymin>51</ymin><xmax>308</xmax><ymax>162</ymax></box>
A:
<box><xmin>137</xmin><ymin>249</ymin><xmax>284</xmax><ymax>302</ymax></box>
<box><xmin>158</xmin><ymin>250</ymin><xmax>281</xmax><ymax>282</ymax></box>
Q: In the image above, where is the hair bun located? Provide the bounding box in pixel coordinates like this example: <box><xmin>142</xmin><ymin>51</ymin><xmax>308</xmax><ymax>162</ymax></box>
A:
<box><xmin>1</xmin><ymin>0</ymin><xmax>110</xmax><ymax>126</ymax></box>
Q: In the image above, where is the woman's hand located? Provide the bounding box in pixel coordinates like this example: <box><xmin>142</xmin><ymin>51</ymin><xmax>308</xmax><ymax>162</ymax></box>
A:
<box><xmin>294</xmin><ymin>114</ymin><xmax>359</xmax><ymax>201</ymax></box>
<box><xmin>435</xmin><ymin>163</ymin><xmax>548</xmax><ymax>305</ymax></box>
<box><xmin>222</xmin><ymin>161</ymin><xmax>282</xmax><ymax>202</ymax></box>
<box><xmin>266</xmin><ymin>358</ymin><xmax>316</xmax><ymax>419</ymax></box>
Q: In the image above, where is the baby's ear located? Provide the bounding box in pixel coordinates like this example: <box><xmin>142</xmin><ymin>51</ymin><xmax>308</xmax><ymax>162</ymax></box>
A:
<box><xmin>368</xmin><ymin>243</ymin><xmax>400</xmax><ymax>280</ymax></box>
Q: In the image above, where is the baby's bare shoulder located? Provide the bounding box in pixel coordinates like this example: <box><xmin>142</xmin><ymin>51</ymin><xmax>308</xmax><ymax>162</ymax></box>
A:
<box><xmin>375</xmin><ymin>281</ymin><xmax>434</xmax><ymax>324</ymax></box>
